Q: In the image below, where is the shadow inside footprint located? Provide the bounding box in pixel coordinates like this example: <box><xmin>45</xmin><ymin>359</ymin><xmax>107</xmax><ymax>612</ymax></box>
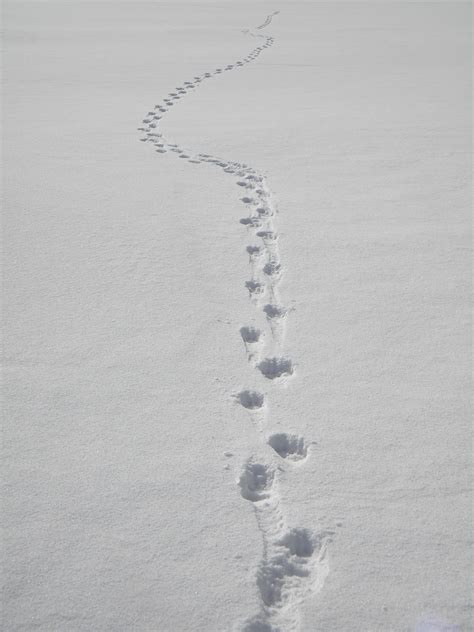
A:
<box><xmin>239</xmin><ymin>460</ymin><xmax>274</xmax><ymax>501</ymax></box>
<box><xmin>238</xmin><ymin>390</ymin><xmax>264</xmax><ymax>410</ymax></box>
<box><xmin>247</xmin><ymin>245</ymin><xmax>263</xmax><ymax>258</ymax></box>
<box><xmin>278</xmin><ymin>528</ymin><xmax>317</xmax><ymax>557</ymax></box>
<box><xmin>263</xmin><ymin>304</ymin><xmax>287</xmax><ymax>319</ymax></box>
<box><xmin>241</xmin><ymin>619</ymin><xmax>274</xmax><ymax>632</ymax></box>
<box><xmin>258</xmin><ymin>357</ymin><xmax>294</xmax><ymax>380</ymax></box>
<box><xmin>245</xmin><ymin>280</ymin><xmax>265</xmax><ymax>296</ymax></box>
<box><xmin>263</xmin><ymin>262</ymin><xmax>282</xmax><ymax>277</ymax></box>
<box><xmin>240</xmin><ymin>217</ymin><xmax>262</xmax><ymax>228</ymax></box>
<box><xmin>240</xmin><ymin>326</ymin><xmax>262</xmax><ymax>344</ymax></box>
<box><xmin>268</xmin><ymin>433</ymin><xmax>308</xmax><ymax>462</ymax></box>
<box><xmin>256</xmin><ymin>230</ymin><xmax>278</xmax><ymax>243</ymax></box>
<box><xmin>257</xmin><ymin>553</ymin><xmax>309</xmax><ymax>607</ymax></box>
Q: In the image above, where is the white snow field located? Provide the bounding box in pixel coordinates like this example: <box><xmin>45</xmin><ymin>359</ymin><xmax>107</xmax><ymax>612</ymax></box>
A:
<box><xmin>2</xmin><ymin>1</ymin><xmax>471</xmax><ymax>631</ymax></box>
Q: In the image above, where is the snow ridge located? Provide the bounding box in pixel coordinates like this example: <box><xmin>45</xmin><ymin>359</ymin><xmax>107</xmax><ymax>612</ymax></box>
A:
<box><xmin>138</xmin><ymin>13</ymin><xmax>334</xmax><ymax>631</ymax></box>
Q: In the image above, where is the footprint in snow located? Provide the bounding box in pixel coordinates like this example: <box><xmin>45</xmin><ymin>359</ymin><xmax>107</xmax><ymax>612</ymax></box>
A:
<box><xmin>240</xmin><ymin>217</ymin><xmax>262</xmax><ymax>228</ymax></box>
<box><xmin>245</xmin><ymin>280</ymin><xmax>265</xmax><ymax>298</ymax></box>
<box><xmin>237</xmin><ymin>390</ymin><xmax>265</xmax><ymax>410</ymax></box>
<box><xmin>240</xmin><ymin>326</ymin><xmax>262</xmax><ymax>344</ymax></box>
<box><xmin>240</xmin><ymin>326</ymin><xmax>263</xmax><ymax>362</ymax></box>
<box><xmin>239</xmin><ymin>460</ymin><xmax>274</xmax><ymax>501</ymax></box>
<box><xmin>256</xmin><ymin>230</ymin><xmax>278</xmax><ymax>244</ymax></box>
<box><xmin>267</xmin><ymin>434</ymin><xmax>308</xmax><ymax>462</ymax></box>
<box><xmin>247</xmin><ymin>245</ymin><xmax>264</xmax><ymax>261</ymax></box>
<box><xmin>258</xmin><ymin>357</ymin><xmax>294</xmax><ymax>380</ymax></box>
<box><xmin>263</xmin><ymin>304</ymin><xmax>287</xmax><ymax>320</ymax></box>
<box><xmin>263</xmin><ymin>261</ymin><xmax>282</xmax><ymax>277</ymax></box>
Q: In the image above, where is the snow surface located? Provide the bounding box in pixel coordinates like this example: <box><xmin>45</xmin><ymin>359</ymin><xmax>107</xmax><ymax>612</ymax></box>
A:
<box><xmin>2</xmin><ymin>2</ymin><xmax>471</xmax><ymax>631</ymax></box>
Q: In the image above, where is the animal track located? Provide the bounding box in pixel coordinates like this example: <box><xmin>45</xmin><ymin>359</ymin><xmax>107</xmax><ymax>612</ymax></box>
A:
<box><xmin>139</xmin><ymin>12</ymin><xmax>333</xmax><ymax>631</ymax></box>
<box><xmin>257</xmin><ymin>552</ymin><xmax>310</xmax><ymax>607</ymax></box>
<box><xmin>240</xmin><ymin>326</ymin><xmax>263</xmax><ymax>362</ymax></box>
<box><xmin>239</xmin><ymin>458</ymin><xmax>332</xmax><ymax>631</ymax></box>
<box><xmin>239</xmin><ymin>460</ymin><xmax>274</xmax><ymax>502</ymax></box>
<box><xmin>240</xmin><ymin>217</ymin><xmax>262</xmax><ymax>228</ymax></box>
<box><xmin>263</xmin><ymin>304</ymin><xmax>287</xmax><ymax>320</ymax></box>
<box><xmin>256</xmin><ymin>528</ymin><xmax>332</xmax><ymax>612</ymax></box>
<box><xmin>278</xmin><ymin>528</ymin><xmax>320</xmax><ymax>557</ymax></box>
<box><xmin>263</xmin><ymin>261</ymin><xmax>282</xmax><ymax>277</ymax></box>
<box><xmin>268</xmin><ymin>434</ymin><xmax>308</xmax><ymax>462</ymax></box>
<box><xmin>256</xmin><ymin>230</ymin><xmax>278</xmax><ymax>244</ymax></box>
<box><xmin>246</xmin><ymin>280</ymin><xmax>265</xmax><ymax>297</ymax></box>
<box><xmin>247</xmin><ymin>245</ymin><xmax>264</xmax><ymax>259</ymax></box>
<box><xmin>241</xmin><ymin>620</ymin><xmax>274</xmax><ymax>632</ymax></box>
<box><xmin>240</xmin><ymin>326</ymin><xmax>262</xmax><ymax>344</ymax></box>
<box><xmin>238</xmin><ymin>390</ymin><xmax>265</xmax><ymax>410</ymax></box>
<box><xmin>258</xmin><ymin>357</ymin><xmax>294</xmax><ymax>380</ymax></box>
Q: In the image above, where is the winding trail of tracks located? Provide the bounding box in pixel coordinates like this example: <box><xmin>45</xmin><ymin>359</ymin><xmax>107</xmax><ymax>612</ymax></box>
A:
<box><xmin>138</xmin><ymin>13</ymin><xmax>334</xmax><ymax>632</ymax></box>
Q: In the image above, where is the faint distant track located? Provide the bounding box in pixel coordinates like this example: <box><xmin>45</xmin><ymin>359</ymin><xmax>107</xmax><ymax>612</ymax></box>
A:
<box><xmin>256</xmin><ymin>10</ymin><xmax>280</xmax><ymax>29</ymax></box>
<box><xmin>138</xmin><ymin>13</ymin><xmax>333</xmax><ymax>632</ymax></box>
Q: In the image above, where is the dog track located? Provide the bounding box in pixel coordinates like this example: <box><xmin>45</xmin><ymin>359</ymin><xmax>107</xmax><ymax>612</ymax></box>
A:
<box><xmin>246</xmin><ymin>280</ymin><xmax>266</xmax><ymax>299</ymax></box>
<box><xmin>263</xmin><ymin>261</ymin><xmax>282</xmax><ymax>279</ymax></box>
<box><xmin>241</xmin><ymin>217</ymin><xmax>263</xmax><ymax>228</ymax></box>
<box><xmin>268</xmin><ymin>434</ymin><xmax>308</xmax><ymax>463</ymax></box>
<box><xmin>258</xmin><ymin>357</ymin><xmax>294</xmax><ymax>380</ymax></box>
<box><xmin>238</xmin><ymin>390</ymin><xmax>265</xmax><ymax>410</ymax></box>
<box><xmin>247</xmin><ymin>245</ymin><xmax>264</xmax><ymax>258</ymax></box>
<box><xmin>240</xmin><ymin>326</ymin><xmax>263</xmax><ymax>363</ymax></box>
<box><xmin>240</xmin><ymin>326</ymin><xmax>262</xmax><ymax>344</ymax></box>
<box><xmin>139</xmin><ymin>12</ymin><xmax>333</xmax><ymax>631</ymax></box>
<box><xmin>238</xmin><ymin>458</ymin><xmax>333</xmax><ymax>632</ymax></box>
<box><xmin>239</xmin><ymin>460</ymin><xmax>275</xmax><ymax>502</ymax></box>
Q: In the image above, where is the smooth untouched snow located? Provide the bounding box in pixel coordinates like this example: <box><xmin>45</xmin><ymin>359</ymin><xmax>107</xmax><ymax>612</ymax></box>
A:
<box><xmin>3</xmin><ymin>2</ymin><xmax>471</xmax><ymax>632</ymax></box>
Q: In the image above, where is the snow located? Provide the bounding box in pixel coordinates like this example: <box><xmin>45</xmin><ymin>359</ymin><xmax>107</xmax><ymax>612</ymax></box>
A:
<box><xmin>3</xmin><ymin>2</ymin><xmax>471</xmax><ymax>631</ymax></box>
